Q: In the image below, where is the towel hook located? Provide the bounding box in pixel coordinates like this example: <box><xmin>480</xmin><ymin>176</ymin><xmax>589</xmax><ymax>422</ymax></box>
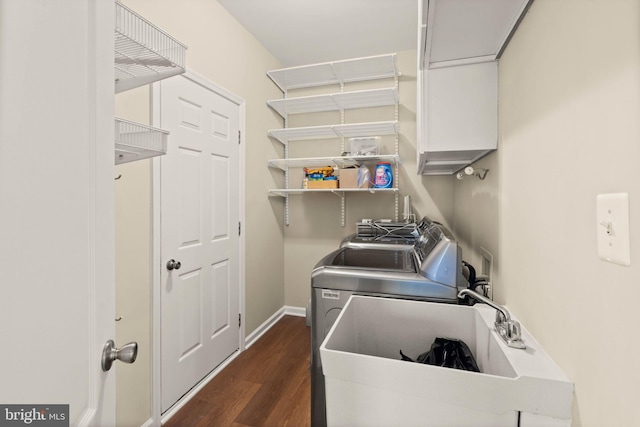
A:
<box><xmin>456</xmin><ymin>166</ymin><xmax>489</xmax><ymax>181</ymax></box>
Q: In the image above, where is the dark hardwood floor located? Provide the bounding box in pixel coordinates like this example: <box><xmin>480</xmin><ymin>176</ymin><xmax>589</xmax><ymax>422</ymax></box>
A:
<box><xmin>163</xmin><ymin>315</ymin><xmax>311</xmax><ymax>427</ymax></box>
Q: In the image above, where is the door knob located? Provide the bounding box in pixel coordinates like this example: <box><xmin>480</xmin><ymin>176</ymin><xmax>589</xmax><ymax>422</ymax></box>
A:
<box><xmin>101</xmin><ymin>340</ymin><xmax>138</xmax><ymax>372</ymax></box>
<box><xmin>166</xmin><ymin>259</ymin><xmax>181</xmax><ymax>270</ymax></box>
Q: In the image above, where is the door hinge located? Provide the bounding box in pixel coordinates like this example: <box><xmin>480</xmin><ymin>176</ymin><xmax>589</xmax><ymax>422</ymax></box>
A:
<box><xmin>238</xmin><ymin>221</ymin><xmax>241</xmax><ymax>236</ymax></box>
<box><xmin>238</xmin><ymin>313</ymin><xmax>242</xmax><ymax>327</ymax></box>
<box><xmin>238</xmin><ymin>130</ymin><xmax>241</xmax><ymax>145</ymax></box>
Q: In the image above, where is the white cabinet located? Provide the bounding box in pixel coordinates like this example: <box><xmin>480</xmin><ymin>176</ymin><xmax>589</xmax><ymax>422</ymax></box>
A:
<box><xmin>113</xmin><ymin>1</ymin><xmax>187</xmax><ymax>164</ymax></box>
<box><xmin>417</xmin><ymin>0</ymin><xmax>532</xmax><ymax>175</ymax></box>
<box><xmin>419</xmin><ymin>61</ymin><xmax>498</xmax><ymax>174</ymax></box>
<box><xmin>266</xmin><ymin>54</ymin><xmax>401</xmax><ymax>225</ymax></box>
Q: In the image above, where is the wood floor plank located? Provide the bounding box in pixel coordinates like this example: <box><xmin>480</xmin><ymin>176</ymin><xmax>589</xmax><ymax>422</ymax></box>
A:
<box><xmin>238</xmin><ymin>317</ymin><xmax>305</xmax><ymax>384</ymax></box>
<box><xmin>262</xmin><ymin>352</ymin><xmax>311</xmax><ymax>427</ymax></box>
<box><xmin>234</xmin><ymin>318</ymin><xmax>310</xmax><ymax>426</ymax></box>
<box><xmin>162</xmin><ymin>397</ymin><xmax>211</xmax><ymax>427</ymax></box>
<box><xmin>163</xmin><ymin>315</ymin><xmax>311</xmax><ymax>427</ymax></box>
<box><xmin>194</xmin><ymin>380</ymin><xmax>262</xmax><ymax>427</ymax></box>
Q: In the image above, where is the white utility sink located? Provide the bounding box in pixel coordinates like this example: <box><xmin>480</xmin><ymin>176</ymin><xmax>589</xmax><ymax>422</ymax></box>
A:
<box><xmin>320</xmin><ymin>295</ymin><xmax>573</xmax><ymax>427</ymax></box>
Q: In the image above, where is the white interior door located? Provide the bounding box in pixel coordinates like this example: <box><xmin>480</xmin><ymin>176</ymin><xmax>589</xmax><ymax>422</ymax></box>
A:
<box><xmin>159</xmin><ymin>74</ymin><xmax>242</xmax><ymax>412</ymax></box>
<box><xmin>0</xmin><ymin>0</ymin><xmax>115</xmax><ymax>425</ymax></box>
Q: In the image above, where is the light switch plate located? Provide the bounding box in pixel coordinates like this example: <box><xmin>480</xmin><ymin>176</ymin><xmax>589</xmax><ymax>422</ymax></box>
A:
<box><xmin>596</xmin><ymin>193</ymin><xmax>631</xmax><ymax>266</ymax></box>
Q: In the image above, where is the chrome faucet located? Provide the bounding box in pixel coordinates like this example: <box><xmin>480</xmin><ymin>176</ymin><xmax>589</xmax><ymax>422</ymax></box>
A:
<box><xmin>458</xmin><ymin>289</ymin><xmax>526</xmax><ymax>349</ymax></box>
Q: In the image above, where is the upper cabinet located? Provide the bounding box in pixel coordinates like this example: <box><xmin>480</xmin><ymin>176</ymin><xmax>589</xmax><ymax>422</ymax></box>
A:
<box><xmin>417</xmin><ymin>0</ymin><xmax>533</xmax><ymax>175</ymax></box>
<box><xmin>113</xmin><ymin>1</ymin><xmax>187</xmax><ymax>165</ymax></box>
<box><xmin>420</xmin><ymin>0</ymin><xmax>532</xmax><ymax>69</ymax></box>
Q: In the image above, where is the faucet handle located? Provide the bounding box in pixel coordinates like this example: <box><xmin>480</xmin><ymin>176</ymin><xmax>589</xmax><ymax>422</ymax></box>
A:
<box><xmin>503</xmin><ymin>320</ymin><xmax>526</xmax><ymax>349</ymax></box>
<box><xmin>508</xmin><ymin>320</ymin><xmax>522</xmax><ymax>339</ymax></box>
<box><xmin>494</xmin><ymin>316</ymin><xmax>526</xmax><ymax>349</ymax></box>
<box><xmin>459</xmin><ymin>289</ymin><xmax>526</xmax><ymax>349</ymax></box>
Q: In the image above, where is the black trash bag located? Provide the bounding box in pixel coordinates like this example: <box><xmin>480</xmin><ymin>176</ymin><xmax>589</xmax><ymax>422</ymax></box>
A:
<box><xmin>399</xmin><ymin>337</ymin><xmax>480</xmax><ymax>372</ymax></box>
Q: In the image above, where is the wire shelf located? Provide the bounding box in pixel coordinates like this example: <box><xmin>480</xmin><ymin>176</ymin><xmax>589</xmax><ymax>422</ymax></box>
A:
<box><xmin>115</xmin><ymin>118</ymin><xmax>169</xmax><ymax>164</ymax></box>
<box><xmin>267</xmin><ymin>87</ymin><xmax>398</xmax><ymax>118</ymax></box>
<box><xmin>268</xmin><ymin>187</ymin><xmax>399</xmax><ymax>198</ymax></box>
<box><xmin>115</xmin><ymin>1</ymin><xmax>187</xmax><ymax>93</ymax></box>
<box><xmin>267</xmin><ymin>54</ymin><xmax>399</xmax><ymax>92</ymax></box>
<box><xmin>268</xmin><ymin>154</ymin><xmax>400</xmax><ymax>171</ymax></box>
<box><xmin>268</xmin><ymin>121</ymin><xmax>399</xmax><ymax>145</ymax></box>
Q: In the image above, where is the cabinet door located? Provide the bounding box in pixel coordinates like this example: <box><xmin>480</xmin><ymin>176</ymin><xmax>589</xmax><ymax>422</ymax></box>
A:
<box><xmin>423</xmin><ymin>0</ymin><xmax>532</xmax><ymax>65</ymax></box>
<box><xmin>425</xmin><ymin>61</ymin><xmax>498</xmax><ymax>153</ymax></box>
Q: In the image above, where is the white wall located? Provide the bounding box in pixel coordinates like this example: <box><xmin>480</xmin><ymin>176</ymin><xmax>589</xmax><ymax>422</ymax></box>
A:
<box><xmin>453</xmin><ymin>0</ymin><xmax>640</xmax><ymax>425</ymax></box>
<box><xmin>115</xmin><ymin>86</ymin><xmax>152</xmax><ymax>427</ymax></box>
<box><xmin>283</xmin><ymin>50</ymin><xmax>455</xmax><ymax>308</ymax></box>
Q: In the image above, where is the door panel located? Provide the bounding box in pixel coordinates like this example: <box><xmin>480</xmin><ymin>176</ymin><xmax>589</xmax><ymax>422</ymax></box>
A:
<box><xmin>178</xmin><ymin>270</ymin><xmax>204</xmax><ymax>359</ymax></box>
<box><xmin>0</xmin><ymin>1</ymin><xmax>115</xmax><ymax>425</ymax></box>
<box><xmin>212</xmin><ymin>154</ymin><xmax>230</xmax><ymax>239</ymax></box>
<box><xmin>211</xmin><ymin>260</ymin><xmax>230</xmax><ymax>335</ymax></box>
<box><xmin>160</xmin><ymin>74</ymin><xmax>241</xmax><ymax>412</ymax></box>
<box><xmin>179</xmin><ymin>147</ymin><xmax>203</xmax><ymax>247</ymax></box>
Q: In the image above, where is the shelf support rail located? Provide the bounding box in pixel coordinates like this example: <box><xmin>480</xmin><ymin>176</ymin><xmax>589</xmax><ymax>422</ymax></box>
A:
<box><xmin>394</xmin><ymin>74</ymin><xmax>400</xmax><ymax>221</ymax></box>
<box><xmin>329</xmin><ymin>190</ymin><xmax>346</xmax><ymax>227</ymax></box>
<box><xmin>284</xmin><ymin>89</ymin><xmax>290</xmax><ymax>226</ymax></box>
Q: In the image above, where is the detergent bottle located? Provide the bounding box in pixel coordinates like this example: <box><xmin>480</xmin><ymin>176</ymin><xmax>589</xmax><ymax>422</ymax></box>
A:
<box><xmin>374</xmin><ymin>162</ymin><xmax>393</xmax><ymax>188</ymax></box>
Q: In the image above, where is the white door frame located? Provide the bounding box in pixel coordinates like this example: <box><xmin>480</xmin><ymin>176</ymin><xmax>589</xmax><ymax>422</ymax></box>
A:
<box><xmin>150</xmin><ymin>70</ymin><xmax>246</xmax><ymax>424</ymax></box>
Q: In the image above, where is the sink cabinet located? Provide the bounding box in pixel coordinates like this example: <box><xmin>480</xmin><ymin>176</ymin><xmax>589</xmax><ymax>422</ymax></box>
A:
<box><xmin>321</xmin><ymin>295</ymin><xmax>573</xmax><ymax>426</ymax></box>
<box><xmin>417</xmin><ymin>0</ymin><xmax>532</xmax><ymax>175</ymax></box>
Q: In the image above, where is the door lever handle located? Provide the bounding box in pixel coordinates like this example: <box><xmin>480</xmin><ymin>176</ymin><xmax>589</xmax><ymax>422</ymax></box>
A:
<box><xmin>166</xmin><ymin>259</ymin><xmax>181</xmax><ymax>271</ymax></box>
<box><xmin>101</xmin><ymin>340</ymin><xmax>138</xmax><ymax>372</ymax></box>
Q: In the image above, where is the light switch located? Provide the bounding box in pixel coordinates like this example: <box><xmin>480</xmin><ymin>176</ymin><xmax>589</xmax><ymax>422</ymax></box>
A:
<box><xmin>596</xmin><ymin>193</ymin><xmax>631</xmax><ymax>266</ymax></box>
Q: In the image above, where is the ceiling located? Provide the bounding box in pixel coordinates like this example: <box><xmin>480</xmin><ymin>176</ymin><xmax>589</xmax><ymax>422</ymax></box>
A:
<box><xmin>217</xmin><ymin>0</ymin><xmax>418</xmax><ymax>67</ymax></box>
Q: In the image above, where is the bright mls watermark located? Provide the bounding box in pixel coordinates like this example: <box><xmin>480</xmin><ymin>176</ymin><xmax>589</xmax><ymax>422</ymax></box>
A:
<box><xmin>0</xmin><ymin>405</ymin><xmax>68</xmax><ymax>426</ymax></box>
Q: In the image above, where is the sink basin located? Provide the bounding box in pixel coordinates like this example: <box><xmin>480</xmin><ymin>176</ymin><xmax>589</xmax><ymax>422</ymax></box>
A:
<box><xmin>320</xmin><ymin>295</ymin><xmax>573</xmax><ymax>427</ymax></box>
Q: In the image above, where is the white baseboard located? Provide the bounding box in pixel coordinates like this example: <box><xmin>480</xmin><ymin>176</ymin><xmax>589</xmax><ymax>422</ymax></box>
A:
<box><xmin>160</xmin><ymin>349</ymin><xmax>241</xmax><ymax>425</ymax></box>
<box><xmin>244</xmin><ymin>305</ymin><xmax>306</xmax><ymax>349</ymax></box>
<box><xmin>244</xmin><ymin>307</ymin><xmax>285</xmax><ymax>349</ymax></box>
<box><xmin>284</xmin><ymin>305</ymin><xmax>306</xmax><ymax>317</ymax></box>
<box><xmin>159</xmin><ymin>305</ymin><xmax>308</xmax><ymax>426</ymax></box>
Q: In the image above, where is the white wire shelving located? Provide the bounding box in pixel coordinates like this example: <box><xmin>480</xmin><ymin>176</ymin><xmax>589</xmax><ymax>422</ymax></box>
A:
<box><xmin>113</xmin><ymin>1</ymin><xmax>187</xmax><ymax>165</ymax></box>
<box><xmin>267</xmin><ymin>154</ymin><xmax>399</xmax><ymax>171</ymax></box>
<box><xmin>267</xmin><ymin>87</ymin><xmax>398</xmax><ymax>118</ymax></box>
<box><xmin>268</xmin><ymin>187</ymin><xmax>399</xmax><ymax>198</ymax></box>
<box><xmin>268</xmin><ymin>121</ymin><xmax>399</xmax><ymax>145</ymax></box>
<box><xmin>115</xmin><ymin>117</ymin><xmax>169</xmax><ymax>165</ymax></box>
<box><xmin>266</xmin><ymin>54</ymin><xmax>401</xmax><ymax>226</ymax></box>
<box><xmin>267</xmin><ymin>54</ymin><xmax>399</xmax><ymax>92</ymax></box>
<box><xmin>115</xmin><ymin>1</ymin><xmax>187</xmax><ymax>94</ymax></box>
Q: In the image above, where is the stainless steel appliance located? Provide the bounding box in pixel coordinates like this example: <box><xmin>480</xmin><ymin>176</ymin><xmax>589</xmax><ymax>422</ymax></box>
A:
<box><xmin>310</xmin><ymin>217</ymin><xmax>467</xmax><ymax>427</ymax></box>
<box><xmin>339</xmin><ymin>217</ymin><xmax>430</xmax><ymax>249</ymax></box>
